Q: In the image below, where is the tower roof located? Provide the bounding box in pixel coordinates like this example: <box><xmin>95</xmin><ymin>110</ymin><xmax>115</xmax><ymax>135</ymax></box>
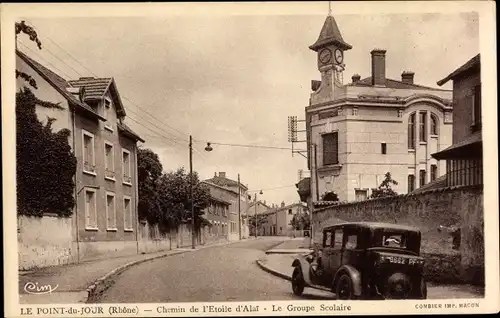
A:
<box><xmin>309</xmin><ymin>15</ymin><xmax>352</xmax><ymax>52</ymax></box>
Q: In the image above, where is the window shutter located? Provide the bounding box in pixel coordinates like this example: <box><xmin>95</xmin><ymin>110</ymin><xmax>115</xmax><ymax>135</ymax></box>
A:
<box><xmin>322</xmin><ymin>132</ymin><xmax>338</xmax><ymax>165</ymax></box>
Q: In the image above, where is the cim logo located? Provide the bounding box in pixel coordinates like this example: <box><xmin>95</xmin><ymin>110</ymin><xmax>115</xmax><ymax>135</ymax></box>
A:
<box><xmin>24</xmin><ymin>282</ymin><xmax>58</xmax><ymax>294</ymax></box>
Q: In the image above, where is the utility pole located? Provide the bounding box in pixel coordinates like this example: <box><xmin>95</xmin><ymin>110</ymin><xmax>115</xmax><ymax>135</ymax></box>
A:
<box><xmin>238</xmin><ymin>173</ymin><xmax>241</xmax><ymax>240</ymax></box>
<box><xmin>254</xmin><ymin>193</ymin><xmax>257</xmax><ymax>238</ymax></box>
<box><xmin>189</xmin><ymin>135</ymin><xmax>195</xmax><ymax>250</ymax></box>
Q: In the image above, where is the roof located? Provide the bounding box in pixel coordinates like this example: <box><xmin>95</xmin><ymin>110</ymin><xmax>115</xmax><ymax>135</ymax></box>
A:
<box><xmin>201</xmin><ymin>180</ymin><xmax>239</xmax><ymax>196</ymax></box>
<box><xmin>259</xmin><ymin>202</ymin><xmax>307</xmax><ymax>216</ymax></box>
<box><xmin>349</xmin><ymin>76</ymin><xmax>449</xmax><ymax>91</ymax></box>
<box><xmin>68</xmin><ymin>77</ymin><xmax>126</xmax><ymax>117</ymax></box>
<box><xmin>117</xmin><ymin>122</ymin><xmax>145</xmax><ymax>143</ymax></box>
<box><xmin>247</xmin><ymin>200</ymin><xmax>270</xmax><ymax>210</ymax></box>
<box><xmin>16</xmin><ymin>50</ymin><xmax>104</xmax><ymax>120</ymax></box>
<box><xmin>323</xmin><ymin>222</ymin><xmax>421</xmax><ymax>233</ymax></box>
<box><xmin>437</xmin><ymin>54</ymin><xmax>481</xmax><ymax>86</ymax></box>
<box><xmin>411</xmin><ymin>175</ymin><xmax>447</xmax><ymax>194</ymax></box>
<box><xmin>203</xmin><ymin>176</ymin><xmax>248</xmax><ymax>191</ymax></box>
<box><xmin>431</xmin><ymin>131</ymin><xmax>482</xmax><ymax>160</ymax></box>
<box><xmin>309</xmin><ymin>15</ymin><xmax>352</xmax><ymax>51</ymax></box>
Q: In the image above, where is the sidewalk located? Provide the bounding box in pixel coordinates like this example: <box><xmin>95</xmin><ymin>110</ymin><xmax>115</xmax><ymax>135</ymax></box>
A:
<box><xmin>265</xmin><ymin>237</ymin><xmax>312</xmax><ymax>255</ymax></box>
<box><xmin>256</xmin><ymin>253</ymin><xmax>485</xmax><ymax>299</ymax></box>
<box><xmin>19</xmin><ymin>238</ymin><xmax>254</xmax><ymax>304</ymax></box>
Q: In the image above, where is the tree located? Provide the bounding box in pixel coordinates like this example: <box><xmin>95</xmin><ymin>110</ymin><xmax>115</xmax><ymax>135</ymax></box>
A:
<box><xmin>16</xmin><ymin>88</ymin><xmax>77</xmax><ymax>217</ymax></box>
<box><xmin>157</xmin><ymin>167</ymin><xmax>211</xmax><ymax>231</ymax></box>
<box><xmin>16</xmin><ymin>21</ymin><xmax>77</xmax><ymax>217</ymax></box>
<box><xmin>290</xmin><ymin>212</ymin><xmax>311</xmax><ymax>231</ymax></box>
<box><xmin>322</xmin><ymin>191</ymin><xmax>339</xmax><ymax>202</ymax></box>
<box><xmin>370</xmin><ymin>172</ymin><xmax>399</xmax><ymax>199</ymax></box>
<box><xmin>248</xmin><ymin>214</ymin><xmax>268</xmax><ymax>234</ymax></box>
<box><xmin>137</xmin><ymin>148</ymin><xmax>163</xmax><ymax>225</ymax></box>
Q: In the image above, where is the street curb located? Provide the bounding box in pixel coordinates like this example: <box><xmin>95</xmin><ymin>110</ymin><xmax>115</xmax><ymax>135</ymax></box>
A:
<box><xmin>85</xmin><ymin>238</ymin><xmax>254</xmax><ymax>303</ymax></box>
<box><xmin>265</xmin><ymin>250</ymin><xmax>312</xmax><ymax>255</ymax></box>
<box><xmin>255</xmin><ymin>260</ymin><xmax>292</xmax><ymax>282</ymax></box>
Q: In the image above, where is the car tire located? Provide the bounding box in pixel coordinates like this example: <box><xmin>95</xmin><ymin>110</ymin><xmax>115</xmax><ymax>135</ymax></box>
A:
<box><xmin>335</xmin><ymin>274</ymin><xmax>355</xmax><ymax>300</ymax></box>
<box><xmin>292</xmin><ymin>267</ymin><xmax>305</xmax><ymax>296</ymax></box>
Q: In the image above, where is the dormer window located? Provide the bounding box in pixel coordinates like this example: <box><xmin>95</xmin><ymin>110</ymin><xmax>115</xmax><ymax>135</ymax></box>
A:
<box><xmin>104</xmin><ymin>98</ymin><xmax>113</xmax><ymax>132</ymax></box>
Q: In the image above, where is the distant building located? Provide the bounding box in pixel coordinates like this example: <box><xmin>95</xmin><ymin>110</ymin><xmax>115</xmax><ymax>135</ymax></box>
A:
<box><xmin>203</xmin><ymin>172</ymin><xmax>249</xmax><ymax>241</ymax></box>
<box><xmin>16</xmin><ymin>50</ymin><xmax>144</xmax><ymax>268</ymax></box>
<box><xmin>200</xmin><ymin>181</ymin><xmax>234</xmax><ymax>243</ymax></box>
<box><xmin>303</xmin><ymin>14</ymin><xmax>453</xmax><ymax>203</ymax></box>
<box><xmin>432</xmin><ymin>54</ymin><xmax>482</xmax><ymax>187</ymax></box>
<box><xmin>260</xmin><ymin>202</ymin><xmax>308</xmax><ymax>236</ymax></box>
<box><xmin>247</xmin><ymin>200</ymin><xmax>270</xmax><ymax>236</ymax></box>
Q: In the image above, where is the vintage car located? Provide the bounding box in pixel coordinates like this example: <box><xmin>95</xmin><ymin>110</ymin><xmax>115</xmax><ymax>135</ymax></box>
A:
<box><xmin>291</xmin><ymin>222</ymin><xmax>427</xmax><ymax>300</ymax></box>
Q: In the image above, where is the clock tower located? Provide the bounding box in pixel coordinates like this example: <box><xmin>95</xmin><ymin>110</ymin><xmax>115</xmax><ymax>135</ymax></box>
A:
<box><xmin>309</xmin><ymin>14</ymin><xmax>352</xmax><ymax>104</ymax></box>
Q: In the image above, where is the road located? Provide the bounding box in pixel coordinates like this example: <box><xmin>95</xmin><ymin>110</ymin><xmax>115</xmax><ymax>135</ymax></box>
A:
<box><xmin>98</xmin><ymin>237</ymin><xmax>483</xmax><ymax>303</ymax></box>
<box><xmin>98</xmin><ymin>238</ymin><xmax>331</xmax><ymax>303</ymax></box>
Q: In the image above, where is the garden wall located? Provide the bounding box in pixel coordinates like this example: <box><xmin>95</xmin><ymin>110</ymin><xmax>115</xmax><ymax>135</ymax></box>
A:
<box><xmin>312</xmin><ymin>185</ymin><xmax>484</xmax><ymax>285</ymax></box>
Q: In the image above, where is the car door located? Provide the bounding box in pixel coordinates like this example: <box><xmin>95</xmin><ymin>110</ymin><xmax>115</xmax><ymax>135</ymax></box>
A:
<box><xmin>325</xmin><ymin>227</ymin><xmax>344</xmax><ymax>281</ymax></box>
<box><xmin>321</xmin><ymin>229</ymin><xmax>333</xmax><ymax>277</ymax></box>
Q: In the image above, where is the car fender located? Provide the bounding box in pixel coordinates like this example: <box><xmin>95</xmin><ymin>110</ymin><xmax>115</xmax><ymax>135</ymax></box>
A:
<box><xmin>333</xmin><ymin>265</ymin><xmax>363</xmax><ymax>296</ymax></box>
<box><xmin>291</xmin><ymin>255</ymin><xmax>313</xmax><ymax>287</ymax></box>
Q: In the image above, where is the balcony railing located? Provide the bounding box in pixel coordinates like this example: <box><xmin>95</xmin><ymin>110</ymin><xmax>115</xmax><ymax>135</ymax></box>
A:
<box><xmin>83</xmin><ymin>161</ymin><xmax>96</xmax><ymax>174</ymax></box>
<box><xmin>123</xmin><ymin>174</ymin><xmax>132</xmax><ymax>184</ymax></box>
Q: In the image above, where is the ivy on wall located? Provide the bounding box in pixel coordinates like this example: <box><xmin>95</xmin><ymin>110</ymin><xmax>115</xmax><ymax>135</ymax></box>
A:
<box><xmin>16</xmin><ymin>87</ymin><xmax>77</xmax><ymax>217</ymax></box>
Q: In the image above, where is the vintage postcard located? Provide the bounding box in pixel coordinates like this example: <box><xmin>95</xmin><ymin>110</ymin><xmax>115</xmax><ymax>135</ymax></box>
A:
<box><xmin>2</xmin><ymin>1</ymin><xmax>498</xmax><ymax>317</ymax></box>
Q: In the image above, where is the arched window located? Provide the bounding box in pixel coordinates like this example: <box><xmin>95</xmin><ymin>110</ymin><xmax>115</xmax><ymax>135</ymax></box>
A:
<box><xmin>431</xmin><ymin>114</ymin><xmax>438</xmax><ymax>135</ymax></box>
<box><xmin>408</xmin><ymin>113</ymin><xmax>416</xmax><ymax>149</ymax></box>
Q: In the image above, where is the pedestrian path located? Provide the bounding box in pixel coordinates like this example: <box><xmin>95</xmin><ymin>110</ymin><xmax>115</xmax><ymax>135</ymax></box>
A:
<box><xmin>19</xmin><ymin>239</ymin><xmax>252</xmax><ymax>304</ymax></box>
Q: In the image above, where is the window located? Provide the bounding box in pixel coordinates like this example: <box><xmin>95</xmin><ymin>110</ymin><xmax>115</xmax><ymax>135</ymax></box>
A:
<box><xmin>288</xmin><ymin>209</ymin><xmax>292</xmax><ymax>215</ymax></box>
<box><xmin>408</xmin><ymin>113</ymin><xmax>416</xmax><ymax>149</ymax></box>
<box><xmin>382</xmin><ymin>234</ymin><xmax>407</xmax><ymax>248</ymax></box>
<box><xmin>355</xmin><ymin>189</ymin><xmax>367</xmax><ymax>201</ymax></box>
<box><xmin>381</xmin><ymin>143</ymin><xmax>387</xmax><ymax>154</ymax></box>
<box><xmin>333</xmin><ymin>229</ymin><xmax>343</xmax><ymax>248</ymax></box>
<box><xmin>322</xmin><ymin>132</ymin><xmax>339</xmax><ymax>165</ymax></box>
<box><xmin>104</xmin><ymin>98</ymin><xmax>113</xmax><ymax>131</ymax></box>
<box><xmin>323</xmin><ymin>231</ymin><xmax>332</xmax><ymax>247</ymax></box>
<box><xmin>431</xmin><ymin>164</ymin><xmax>438</xmax><ymax>182</ymax></box>
<box><xmin>104</xmin><ymin>142</ymin><xmax>115</xmax><ymax>180</ymax></box>
<box><xmin>82</xmin><ymin>130</ymin><xmax>96</xmax><ymax>175</ymax></box>
<box><xmin>408</xmin><ymin>174</ymin><xmax>415</xmax><ymax>193</ymax></box>
<box><xmin>419</xmin><ymin>112</ymin><xmax>427</xmax><ymax>142</ymax></box>
<box><xmin>106</xmin><ymin>192</ymin><xmax>117</xmax><ymax>230</ymax></box>
<box><xmin>84</xmin><ymin>188</ymin><xmax>97</xmax><ymax>230</ymax></box>
<box><xmin>124</xmin><ymin>196</ymin><xmax>133</xmax><ymax>231</ymax></box>
<box><xmin>430</xmin><ymin>114</ymin><xmax>438</xmax><ymax>135</ymax></box>
<box><xmin>419</xmin><ymin>169</ymin><xmax>426</xmax><ymax>187</ymax></box>
<box><xmin>472</xmin><ymin>85</ymin><xmax>482</xmax><ymax>131</ymax></box>
<box><xmin>122</xmin><ymin>149</ymin><xmax>132</xmax><ymax>185</ymax></box>
<box><xmin>345</xmin><ymin>234</ymin><xmax>358</xmax><ymax>249</ymax></box>
<box><xmin>352</xmin><ymin>107</ymin><xmax>358</xmax><ymax>116</ymax></box>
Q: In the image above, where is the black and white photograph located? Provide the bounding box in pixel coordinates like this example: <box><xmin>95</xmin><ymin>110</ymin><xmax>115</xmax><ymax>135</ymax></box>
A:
<box><xmin>2</xmin><ymin>1</ymin><xmax>498</xmax><ymax>317</ymax></box>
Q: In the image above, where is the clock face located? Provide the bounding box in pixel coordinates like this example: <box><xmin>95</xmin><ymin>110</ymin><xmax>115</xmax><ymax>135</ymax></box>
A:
<box><xmin>319</xmin><ymin>48</ymin><xmax>332</xmax><ymax>64</ymax></box>
<box><xmin>334</xmin><ymin>49</ymin><xmax>344</xmax><ymax>64</ymax></box>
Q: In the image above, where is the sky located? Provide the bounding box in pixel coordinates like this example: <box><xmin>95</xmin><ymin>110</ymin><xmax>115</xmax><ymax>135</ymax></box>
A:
<box><xmin>17</xmin><ymin>5</ymin><xmax>479</xmax><ymax>206</ymax></box>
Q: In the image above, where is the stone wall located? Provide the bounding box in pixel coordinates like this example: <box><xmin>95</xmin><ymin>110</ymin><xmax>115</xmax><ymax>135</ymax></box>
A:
<box><xmin>18</xmin><ymin>215</ymin><xmax>76</xmax><ymax>270</ymax></box>
<box><xmin>312</xmin><ymin>185</ymin><xmax>483</xmax><ymax>284</ymax></box>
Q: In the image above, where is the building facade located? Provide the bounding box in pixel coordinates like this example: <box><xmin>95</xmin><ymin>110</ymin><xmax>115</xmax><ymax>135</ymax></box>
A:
<box><xmin>16</xmin><ymin>50</ymin><xmax>144</xmax><ymax>267</ymax></box>
<box><xmin>304</xmin><ymin>15</ymin><xmax>453</xmax><ymax>202</ymax></box>
<box><xmin>260</xmin><ymin>202</ymin><xmax>308</xmax><ymax>236</ymax></box>
<box><xmin>201</xmin><ymin>181</ymin><xmax>233</xmax><ymax>241</ymax></box>
<box><xmin>432</xmin><ymin>54</ymin><xmax>482</xmax><ymax>187</ymax></box>
<box><xmin>203</xmin><ymin>172</ymin><xmax>249</xmax><ymax>241</ymax></box>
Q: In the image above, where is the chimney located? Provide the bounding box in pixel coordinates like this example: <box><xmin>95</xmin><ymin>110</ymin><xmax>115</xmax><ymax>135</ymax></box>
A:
<box><xmin>401</xmin><ymin>71</ymin><xmax>415</xmax><ymax>84</ymax></box>
<box><xmin>218</xmin><ymin>172</ymin><xmax>226</xmax><ymax>178</ymax></box>
<box><xmin>370</xmin><ymin>49</ymin><xmax>387</xmax><ymax>86</ymax></box>
<box><xmin>281</xmin><ymin>201</ymin><xmax>285</xmax><ymax>208</ymax></box>
<box><xmin>352</xmin><ymin>74</ymin><xmax>361</xmax><ymax>84</ymax></box>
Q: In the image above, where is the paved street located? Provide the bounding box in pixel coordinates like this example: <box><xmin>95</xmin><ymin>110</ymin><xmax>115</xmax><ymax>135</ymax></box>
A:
<box><xmin>98</xmin><ymin>237</ymin><xmax>332</xmax><ymax>303</ymax></box>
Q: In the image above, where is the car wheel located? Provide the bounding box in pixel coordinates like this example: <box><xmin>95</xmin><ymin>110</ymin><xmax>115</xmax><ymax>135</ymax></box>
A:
<box><xmin>292</xmin><ymin>267</ymin><xmax>305</xmax><ymax>296</ymax></box>
<box><xmin>336</xmin><ymin>274</ymin><xmax>355</xmax><ymax>300</ymax></box>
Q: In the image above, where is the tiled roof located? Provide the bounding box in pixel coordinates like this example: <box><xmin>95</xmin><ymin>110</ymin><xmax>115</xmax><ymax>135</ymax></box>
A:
<box><xmin>203</xmin><ymin>176</ymin><xmax>248</xmax><ymax>190</ymax></box>
<box><xmin>16</xmin><ymin>50</ymin><xmax>103</xmax><ymax>119</ymax></box>
<box><xmin>437</xmin><ymin>54</ymin><xmax>480</xmax><ymax>86</ymax></box>
<box><xmin>247</xmin><ymin>201</ymin><xmax>270</xmax><ymax>210</ymax></box>
<box><xmin>309</xmin><ymin>15</ymin><xmax>352</xmax><ymax>51</ymax></box>
<box><xmin>348</xmin><ymin>76</ymin><xmax>449</xmax><ymax>91</ymax></box>
<box><xmin>68</xmin><ymin>77</ymin><xmax>112</xmax><ymax>100</ymax></box>
<box><xmin>411</xmin><ymin>175</ymin><xmax>447</xmax><ymax>194</ymax></box>
<box><xmin>432</xmin><ymin>131</ymin><xmax>482</xmax><ymax>160</ymax></box>
<box><xmin>117</xmin><ymin>122</ymin><xmax>145</xmax><ymax>143</ymax></box>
